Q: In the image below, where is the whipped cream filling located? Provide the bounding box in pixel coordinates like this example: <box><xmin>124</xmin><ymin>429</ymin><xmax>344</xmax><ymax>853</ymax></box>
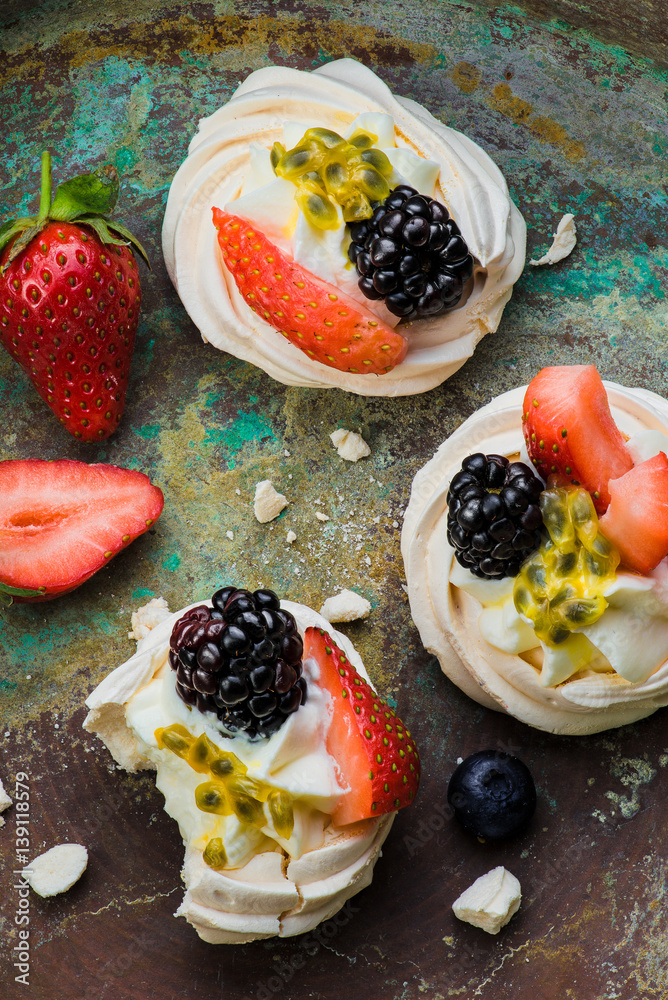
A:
<box><xmin>84</xmin><ymin>600</ymin><xmax>394</xmax><ymax>942</ymax></box>
<box><xmin>452</xmin><ymin>558</ymin><xmax>668</xmax><ymax>688</ymax></box>
<box><xmin>162</xmin><ymin>58</ymin><xmax>526</xmax><ymax>396</ymax></box>
<box><xmin>402</xmin><ymin>382</ymin><xmax>668</xmax><ymax>735</ymax></box>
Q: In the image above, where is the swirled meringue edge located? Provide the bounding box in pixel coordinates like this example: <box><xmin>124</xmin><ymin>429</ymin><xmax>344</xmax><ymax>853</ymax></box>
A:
<box><xmin>401</xmin><ymin>382</ymin><xmax>668</xmax><ymax>735</ymax></box>
<box><xmin>162</xmin><ymin>58</ymin><xmax>526</xmax><ymax>397</ymax></box>
<box><xmin>84</xmin><ymin>599</ymin><xmax>394</xmax><ymax>942</ymax></box>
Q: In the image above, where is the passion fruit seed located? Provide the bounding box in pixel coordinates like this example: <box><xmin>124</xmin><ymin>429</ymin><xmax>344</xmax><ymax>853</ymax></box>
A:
<box><xmin>230</xmin><ymin>792</ymin><xmax>265</xmax><ymax>827</ymax></box>
<box><xmin>268</xmin><ymin>789</ymin><xmax>295</xmax><ymax>840</ymax></box>
<box><xmin>202</xmin><ymin>837</ymin><xmax>228</xmax><ymax>870</ymax></box>
<box><xmin>155</xmin><ymin>723</ymin><xmax>296</xmax><ymax>868</ymax></box>
<box><xmin>155</xmin><ymin>723</ymin><xmax>193</xmax><ymax>759</ymax></box>
<box><xmin>514</xmin><ymin>486</ymin><xmax>619</xmax><ymax>646</ymax></box>
<box><xmin>187</xmin><ymin>732</ymin><xmax>222</xmax><ymax>773</ymax></box>
<box><xmin>195</xmin><ymin>780</ymin><xmax>231</xmax><ymax>815</ymax></box>
<box><xmin>272</xmin><ymin>126</ymin><xmax>393</xmax><ymax>229</ymax></box>
<box><xmin>210</xmin><ymin>751</ymin><xmax>247</xmax><ymax>780</ymax></box>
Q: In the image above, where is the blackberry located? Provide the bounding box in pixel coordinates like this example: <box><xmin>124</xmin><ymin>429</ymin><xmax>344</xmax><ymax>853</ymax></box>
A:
<box><xmin>447</xmin><ymin>453</ymin><xmax>544</xmax><ymax>579</ymax></box>
<box><xmin>347</xmin><ymin>185</ymin><xmax>474</xmax><ymax>319</ymax></box>
<box><xmin>168</xmin><ymin>587</ymin><xmax>306</xmax><ymax>740</ymax></box>
<box><xmin>447</xmin><ymin>750</ymin><xmax>537</xmax><ymax>841</ymax></box>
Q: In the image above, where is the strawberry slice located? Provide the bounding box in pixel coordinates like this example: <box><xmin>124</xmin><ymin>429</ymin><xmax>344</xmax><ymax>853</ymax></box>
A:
<box><xmin>599</xmin><ymin>452</ymin><xmax>668</xmax><ymax>574</ymax></box>
<box><xmin>304</xmin><ymin>626</ymin><xmax>420</xmax><ymax>825</ymax></box>
<box><xmin>523</xmin><ymin>365</ymin><xmax>632</xmax><ymax>512</ymax></box>
<box><xmin>212</xmin><ymin>208</ymin><xmax>408</xmax><ymax>376</ymax></box>
<box><xmin>0</xmin><ymin>459</ymin><xmax>164</xmax><ymax>603</ymax></box>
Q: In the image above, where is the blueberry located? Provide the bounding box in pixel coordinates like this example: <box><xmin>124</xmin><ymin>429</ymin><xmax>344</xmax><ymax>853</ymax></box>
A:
<box><xmin>447</xmin><ymin>750</ymin><xmax>536</xmax><ymax>840</ymax></box>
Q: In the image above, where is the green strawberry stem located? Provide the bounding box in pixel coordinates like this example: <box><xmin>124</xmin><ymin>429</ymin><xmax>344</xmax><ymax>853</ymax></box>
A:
<box><xmin>37</xmin><ymin>151</ymin><xmax>52</xmax><ymax>223</ymax></box>
<box><xmin>0</xmin><ymin>152</ymin><xmax>149</xmax><ymax>271</ymax></box>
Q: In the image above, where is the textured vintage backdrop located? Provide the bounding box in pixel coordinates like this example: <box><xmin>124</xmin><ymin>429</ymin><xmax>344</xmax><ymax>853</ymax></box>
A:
<box><xmin>0</xmin><ymin>1</ymin><xmax>667</xmax><ymax>998</ymax></box>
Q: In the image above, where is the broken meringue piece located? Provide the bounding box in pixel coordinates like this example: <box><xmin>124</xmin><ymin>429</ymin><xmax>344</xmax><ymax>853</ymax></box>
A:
<box><xmin>0</xmin><ymin>777</ymin><xmax>12</xmax><ymax>828</ymax></box>
<box><xmin>452</xmin><ymin>866</ymin><xmax>521</xmax><ymax>934</ymax></box>
<box><xmin>320</xmin><ymin>589</ymin><xmax>371</xmax><ymax>623</ymax></box>
<box><xmin>128</xmin><ymin>597</ymin><xmax>171</xmax><ymax>641</ymax></box>
<box><xmin>330</xmin><ymin>428</ymin><xmax>371</xmax><ymax>462</ymax></box>
<box><xmin>23</xmin><ymin>844</ymin><xmax>88</xmax><ymax>897</ymax></box>
<box><xmin>529</xmin><ymin>213</ymin><xmax>577</xmax><ymax>266</ymax></box>
<box><xmin>253</xmin><ymin>480</ymin><xmax>288</xmax><ymax>523</ymax></box>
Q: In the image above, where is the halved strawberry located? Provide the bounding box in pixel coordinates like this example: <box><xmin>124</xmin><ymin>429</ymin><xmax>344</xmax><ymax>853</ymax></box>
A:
<box><xmin>304</xmin><ymin>626</ymin><xmax>420</xmax><ymax>825</ymax></box>
<box><xmin>212</xmin><ymin>208</ymin><xmax>408</xmax><ymax>375</ymax></box>
<box><xmin>523</xmin><ymin>365</ymin><xmax>632</xmax><ymax>512</ymax></box>
<box><xmin>0</xmin><ymin>459</ymin><xmax>164</xmax><ymax>603</ymax></box>
<box><xmin>599</xmin><ymin>452</ymin><xmax>668</xmax><ymax>574</ymax></box>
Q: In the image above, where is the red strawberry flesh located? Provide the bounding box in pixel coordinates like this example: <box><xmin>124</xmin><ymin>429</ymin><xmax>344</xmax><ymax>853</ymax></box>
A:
<box><xmin>599</xmin><ymin>452</ymin><xmax>668</xmax><ymax>574</ymax></box>
<box><xmin>523</xmin><ymin>365</ymin><xmax>632</xmax><ymax>512</ymax></box>
<box><xmin>213</xmin><ymin>208</ymin><xmax>408</xmax><ymax>376</ymax></box>
<box><xmin>0</xmin><ymin>459</ymin><xmax>164</xmax><ymax>601</ymax></box>
<box><xmin>304</xmin><ymin>626</ymin><xmax>420</xmax><ymax>825</ymax></box>
<box><xmin>0</xmin><ymin>220</ymin><xmax>140</xmax><ymax>442</ymax></box>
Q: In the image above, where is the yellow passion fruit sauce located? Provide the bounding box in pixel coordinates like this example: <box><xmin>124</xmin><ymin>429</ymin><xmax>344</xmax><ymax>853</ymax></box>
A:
<box><xmin>513</xmin><ymin>486</ymin><xmax>619</xmax><ymax>646</ymax></box>
<box><xmin>155</xmin><ymin>724</ymin><xmax>295</xmax><ymax>869</ymax></box>
<box><xmin>271</xmin><ymin>127</ymin><xmax>393</xmax><ymax>229</ymax></box>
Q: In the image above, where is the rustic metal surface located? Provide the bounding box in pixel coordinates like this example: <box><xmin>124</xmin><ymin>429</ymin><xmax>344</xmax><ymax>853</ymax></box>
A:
<box><xmin>0</xmin><ymin>2</ymin><xmax>667</xmax><ymax>999</ymax></box>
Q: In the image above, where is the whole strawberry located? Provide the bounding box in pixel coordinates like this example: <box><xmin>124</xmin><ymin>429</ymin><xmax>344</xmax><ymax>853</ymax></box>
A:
<box><xmin>0</xmin><ymin>152</ymin><xmax>149</xmax><ymax>441</ymax></box>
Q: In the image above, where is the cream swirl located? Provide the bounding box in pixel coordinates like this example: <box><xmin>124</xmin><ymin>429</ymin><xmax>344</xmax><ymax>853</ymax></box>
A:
<box><xmin>162</xmin><ymin>58</ymin><xmax>525</xmax><ymax>397</ymax></box>
<box><xmin>401</xmin><ymin>383</ymin><xmax>668</xmax><ymax>735</ymax></box>
<box><xmin>84</xmin><ymin>600</ymin><xmax>394</xmax><ymax>942</ymax></box>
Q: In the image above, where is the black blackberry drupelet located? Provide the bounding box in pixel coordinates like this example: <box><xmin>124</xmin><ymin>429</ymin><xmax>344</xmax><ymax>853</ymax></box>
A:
<box><xmin>347</xmin><ymin>185</ymin><xmax>474</xmax><ymax>319</ymax></box>
<box><xmin>447</xmin><ymin>453</ymin><xmax>544</xmax><ymax>578</ymax></box>
<box><xmin>169</xmin><ymin>587</ymin><xmax>306</xmax><ymax>739</ymax></box>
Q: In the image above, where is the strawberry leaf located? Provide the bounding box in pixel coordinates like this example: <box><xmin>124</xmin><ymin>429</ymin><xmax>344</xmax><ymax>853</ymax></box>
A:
<box><xmin>0</xmin><ymin>582</ymin><xmax>47</xmax><ymax>607</ymax></box>
<box><xmin>0</xmin><ymin>218</ymin><xmax>36</xmax><ymax>262</ymax></box>
<box><xmin>77</xmin><ymin>215</ymin><xmax>151</xmax><ymax>269</ymax></box>
<box><xmin>2</xmin><ymin>223</ymin><xmax>46</xmax><ymax>270</ymax></box>
<box><xmin>107</xmin><ymin>220</ymin><xmax>151</xmax><ymax>269</ymax></box>
<box><xmin>50</xmin><ymin>164</ymin><xmax>120</xmax><ymax>222</ymax></box>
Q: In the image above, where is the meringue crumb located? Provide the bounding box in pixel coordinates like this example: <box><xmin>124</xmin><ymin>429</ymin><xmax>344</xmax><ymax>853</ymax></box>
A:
<box><xmin>316</xmin><ymin>512</ymin><xmax>330</xmax><ymax>522</ymax></box>
<box><xmin>529</xmin><ymin>214</ymin><xmax>577</xmax><ymax>266</ymax></box>
<box><xmin>320</xmin><ymin>589</ymin><xmax>371</xmax><ymax>623</ymax></box>
<box><xmin>253</xmin><ymin>480</ymin><xmax>288</xmax><ymax>523</ymax></box>
<box><xmin>0</xmin><ymin>778</ymin><xmax>12</xmax><ymax>826</ymax></box>
<box><xmin>452</xmin><ymin>867</ymin><xmax>521</xmax><ymax>934</ymax></box>
<box><xmin>128</xmin><ymin>597</ymin><xmax>171</xmax><ymax>642</ymax></box>
<box><xmin>226</xmin><ymin>531</ymin><xmax>234</xmax><ymax>540</ymax></box>
<box><xmin>24</xmin><ymin>844</ymin><xmax>88</xmax><ymax>897</ymax></box>
<box><xmin>286</xmin><ymin>530</ymin><xmax>297</xmax><ymax>544</ymax></box>
<box><xmin>330</xmin><ymin>428</ymin><xmax>371</xmax><ymax>462</ymax></box>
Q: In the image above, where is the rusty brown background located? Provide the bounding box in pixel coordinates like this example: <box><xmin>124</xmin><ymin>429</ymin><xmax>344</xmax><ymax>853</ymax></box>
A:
<box><xmin>0</xmin><ymin>1</ymin><xmax>667</xmax><ymax>998</ymax></box>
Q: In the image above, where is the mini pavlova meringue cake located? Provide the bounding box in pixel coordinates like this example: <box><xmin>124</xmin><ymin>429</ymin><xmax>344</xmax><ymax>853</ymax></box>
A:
<box><xmin>84</xmin><ymin>586</ymin><xmax>420</xmax><ymax>942</ymax></box>
<box><xmin>162</xmin><ymin>59</ymin><xmax>525</xmax><ymax>396</ymax></box>
<box><xmin>402</xmin><ymin>365</ymin><xmax>668</xmax><ymax>735</ymax></box>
